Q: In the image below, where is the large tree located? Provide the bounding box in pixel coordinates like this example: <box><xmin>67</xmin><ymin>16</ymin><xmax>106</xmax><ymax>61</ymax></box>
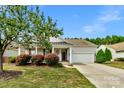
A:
<box><xmin>31</xmin><ymin>6</ymin><xmax>63</xmax><ymax>54</ymax></box>
<box><xmin>0</xmin><ymin>6</ymin><xmax>29</xmax><ymax>72</ymax></box>
<box><xmin>17</xmin><ymin>6</ymin><xmax>63</xmax><ymax>55</ymax></box>
<box><xmin>0</xmin><ymin>5</ymin><xmax>63</xmax><ymax>72</ymax></box>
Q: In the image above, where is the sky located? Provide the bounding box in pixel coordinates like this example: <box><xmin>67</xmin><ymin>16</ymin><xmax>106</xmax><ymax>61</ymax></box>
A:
<box><xmin>39</xmin><ymin>5</ymin><xmax>124</xmax><ymax>38</ymax></box>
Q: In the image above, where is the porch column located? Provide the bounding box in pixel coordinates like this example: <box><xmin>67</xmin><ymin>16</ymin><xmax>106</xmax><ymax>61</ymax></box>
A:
<box><xmin>59</xmin><ymin>49</ymin><xmax>62</xmax><ymax>61</ymax></box>
<box><xmin>18</xmin><ymin>47</ymin><xmax>21</xmax><ymax>56</ymax></box>
<box><xmin>35</xmin><ymin>46</ymin><xmax>38</xmax><ymax>55</ymax></box>
<box><xmin>52</xmin><ymin>47</ymin><xmax>54</xmax><ymax>53</ymax></box>
<box><xmin>70</xmin><ymin>47</ymin><xmax>72</xmax><ymax>63</ymax></box>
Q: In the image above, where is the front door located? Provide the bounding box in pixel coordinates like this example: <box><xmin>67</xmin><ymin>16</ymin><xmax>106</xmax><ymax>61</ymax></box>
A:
<box><xmin>61</xmin><ymin>49</ymin><xmax>67</xmax><ymax>61</ymax></box>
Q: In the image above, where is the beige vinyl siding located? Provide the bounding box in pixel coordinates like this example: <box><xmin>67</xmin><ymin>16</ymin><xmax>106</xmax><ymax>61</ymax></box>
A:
<box><xmin>4</xmin><ymin>49</ymin><xmax>18</xmax><ymax>57</ymax></box>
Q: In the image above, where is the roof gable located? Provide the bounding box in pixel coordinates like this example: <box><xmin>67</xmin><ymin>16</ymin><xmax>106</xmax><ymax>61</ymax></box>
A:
<box><xmin>50</xmin><ymin>37</ymin><xmax>65</xmax><ymax>42</ymax></box>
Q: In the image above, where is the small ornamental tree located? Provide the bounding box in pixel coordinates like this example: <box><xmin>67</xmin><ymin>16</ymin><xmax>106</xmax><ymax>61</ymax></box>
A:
<box><xmin>105</xmin><ymin>48</ymin><xmax>112</xmax><ymax>61</ymax></box>
<box><xmin>96</xmin><ymin>48</ymin><xmax>112</xmax><ymax>63</ymax></box>
<box><xmin>96</xmin><ymin>49</ymin><xmax>106</xmax><ymax>63</ymax></box>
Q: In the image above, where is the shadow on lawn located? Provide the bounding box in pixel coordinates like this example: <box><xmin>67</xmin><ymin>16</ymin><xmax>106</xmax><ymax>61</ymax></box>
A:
<box><xmin>50</xmin><ymin>63</ymin><xmax>64</xmax><ymax>68</ymax></box>
<box><xmin>0</xmin><ymin>70</ymin><xmax>23</xmax><ymax>81</ymax></box>
<box><xmin>22</xmin><ymin>62</ymin><xmax>64</xmax><ymax>68</ymax></box>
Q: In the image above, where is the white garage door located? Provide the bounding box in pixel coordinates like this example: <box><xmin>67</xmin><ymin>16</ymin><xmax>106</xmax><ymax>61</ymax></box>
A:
<box><xmin>72</xmin><ymin>53</ymin><xmax>94</xmax><ymax>64</ymax></box>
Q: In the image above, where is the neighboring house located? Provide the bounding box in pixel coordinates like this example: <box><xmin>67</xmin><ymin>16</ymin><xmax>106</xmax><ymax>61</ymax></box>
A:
<box><xmin>97</xmin><ymin>42</ymin><xmax>124</xmax><ymax>60</ymax></box>
<box><xmin>4</xmin><ymin>37</ymin><xmax>97</xmax><ymax>64</ymax></box>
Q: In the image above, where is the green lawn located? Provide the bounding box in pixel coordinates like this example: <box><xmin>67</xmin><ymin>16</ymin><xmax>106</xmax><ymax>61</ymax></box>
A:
<box><xmin>104</xmin><ymin>61</ymin><xmax>124</xmax><ymax>70</ymax></box>
<box><xmin>0</xmin><ymin>63</ymin><xmax>95</xmax><ymax>88</ymax></box>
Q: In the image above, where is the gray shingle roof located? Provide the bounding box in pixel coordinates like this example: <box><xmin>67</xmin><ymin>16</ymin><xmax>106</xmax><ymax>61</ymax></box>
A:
<box><xmin>64</xmin><ymin>39</ymin><xmax>97</xmax><ymax>47</ymax></box>
<box><xmin>8</xmin><ymin>38</ymin><xmax>97</xmax><ymax>49</ymax></box>
<box><xmin>107</xmin><ymin>42</ymin><xmax>124</xmax><ymax>52</ymax></box>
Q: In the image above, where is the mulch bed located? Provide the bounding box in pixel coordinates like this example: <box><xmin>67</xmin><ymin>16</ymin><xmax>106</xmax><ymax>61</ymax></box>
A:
<box><xmin>0</xmin><ymin>70</ymin><xmax>23</xmax><ymax>81</ymax></box>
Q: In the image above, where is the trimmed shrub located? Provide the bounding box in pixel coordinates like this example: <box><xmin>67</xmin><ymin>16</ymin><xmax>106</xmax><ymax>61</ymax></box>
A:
<box><xmin>31</xmin><ymin>55</ymin><xmax>44</xmax><ymax>66</ymax></box>
<box><xmin>16</xmin><ymin>54</ymin><xmax>31</xmax><ymax>66</ymax></box>
<box><xmin>45</xmin><ymin>53</ymin><xmax>59</xmax><ymax>66</ymax></box>
<box><xmin>96</xmin><ymin>48</ymin><xmax>112</xmax><ymax>63</ymax></box>
<box><xmin>8</xmin><ymin>57</ymin><xmax>16</xmax><ymax>63</ymax></box>
<box><xmin>115</xmin><ymin>58</ymin><xmax>124</xmax><ymax>61</ymax></box>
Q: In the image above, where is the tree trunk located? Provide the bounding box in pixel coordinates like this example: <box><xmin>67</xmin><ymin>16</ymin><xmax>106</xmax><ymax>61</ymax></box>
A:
<box><xmin>43</xmin><ymin>49</ymin><xmax>45</xmax><ymax>56</ymax></box>
<box><xmin>0</xmin><ymin>52</ymin><xmax>3</xmax><ymax>73</ymax></box>
<box><xmin>29</xmin><ymin>48</ymin><xmax>31</xmax><ymax>55</ymax></box>
<box><xmin>0</xmin><ymin>30</ymin><xmax>3</xmax><ymax>72</ymax></box>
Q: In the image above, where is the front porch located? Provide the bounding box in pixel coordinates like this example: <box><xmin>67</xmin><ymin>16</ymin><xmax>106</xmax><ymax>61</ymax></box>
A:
<box><xmin>17</xmin><ymin>41</ymin><xmax>73</xmax><ymax>63</ymax></box>
<box><xmin>51</xmin><ymin>47</ymin><xmax>72</xmax><ymax>63</ymax></box>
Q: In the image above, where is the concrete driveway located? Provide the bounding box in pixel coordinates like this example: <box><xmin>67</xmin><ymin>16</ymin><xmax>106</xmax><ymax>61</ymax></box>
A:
<box><xmin>74</xmin><ymin>63</ymin><xmax>124</xmax><ymax>88</ymax></box>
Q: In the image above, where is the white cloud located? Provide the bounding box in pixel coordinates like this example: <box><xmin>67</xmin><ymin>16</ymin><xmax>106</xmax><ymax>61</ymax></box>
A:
<box><xmin>83</xmin><ymin>23</ymin><xmax>105</xmax><ymax>33</ymax></box>
<box><xmin>98</xmin><ymin>10</ymin><xmax>121</xmax><ymax>23</ymax></box>
<box><xmin>83</xmin><ymin>26</ymin><xmax>93</xmax><ymax>33</ymax></box>
<box><xmin>83</xmin><ymin>7</ymin><xmax>123</xmax><ymax>33</ymax></box>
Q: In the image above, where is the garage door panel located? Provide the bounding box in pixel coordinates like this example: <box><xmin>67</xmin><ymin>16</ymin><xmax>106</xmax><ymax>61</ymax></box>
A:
<box><xmin>72</xmin><ymin>53</ymin><xmax>94</xmax><ymax>64</ymax></box>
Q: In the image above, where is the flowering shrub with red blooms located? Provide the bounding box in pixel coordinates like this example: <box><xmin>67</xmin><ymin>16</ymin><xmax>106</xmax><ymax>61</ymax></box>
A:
<box><xmin>45</xmin><ymin>53</ymin><xmax>59</xmax><ymax>66</ymax></box>
<box><xmin>16</xmin><ymin>54</ymin><xmax>31</xmax><ymax>66</ymax></box>
<box><xmin>31</xmin><ymin>55</ymin><xmax>44</xmax><ymax>66</ymax></box>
